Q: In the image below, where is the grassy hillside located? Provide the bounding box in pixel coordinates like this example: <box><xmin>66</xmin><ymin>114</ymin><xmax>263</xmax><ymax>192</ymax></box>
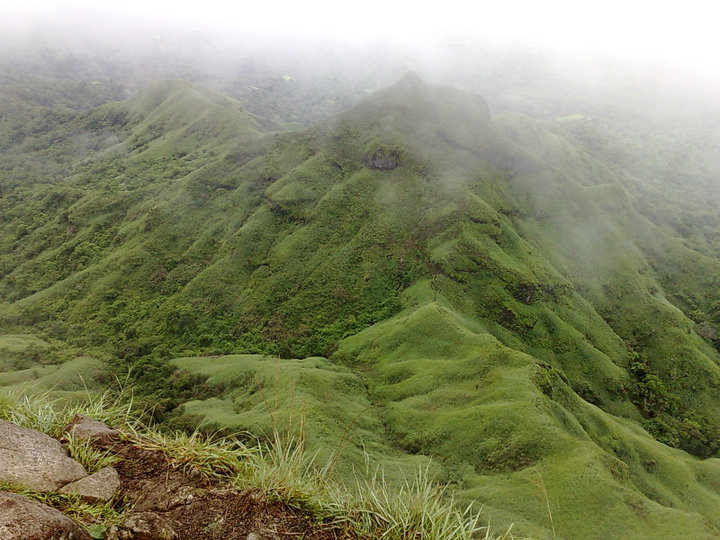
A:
<box><xmin>2</xmin><ymin>73</ymin><xmax>720</xmax><ymax>538</ymax></box>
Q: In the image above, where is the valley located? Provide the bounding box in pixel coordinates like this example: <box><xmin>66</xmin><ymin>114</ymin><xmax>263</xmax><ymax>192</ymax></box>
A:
<box><xmin>1</xmin><ymin>50</ymin><xmax>720</xmax><ymax>539</ymax></box>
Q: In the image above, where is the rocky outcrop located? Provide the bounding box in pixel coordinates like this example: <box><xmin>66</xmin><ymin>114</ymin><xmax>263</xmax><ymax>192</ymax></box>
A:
<box><xmin>696</xmin><ymin>322</ymin><xmax>719</xmax><ymax>341</ymax></box>
<box><xmin>366</xmin><ymin>143</ymin><xmax>403</xmax><ymax>170</ymax></box>
<box><xmin>59</xmin><ymin>467</ymin><xmax>121</xmax><ymax>502</ymax></box>
<box><xmin>0</xmin><ymin>492</ymin><xmax>92</xmax><ymax>540</ymax></box>
<box><xmin>63</xmin><ymin>415</ymin><xmax>119</xmax><ymax>442</ymax></box>
<box><xmin>368</xmin><ymin>147</ymin><xmax>402</xmax><ymax>170</ymax></box>
<box><xmin>0</xmin><ymin>418</ymin><xmax>343</xmax><ymax>540</ymax></box>
<box><xmin>0</xmin><ymin>420</ymin><xmax>87</xmax><ymax>491</ymax></box>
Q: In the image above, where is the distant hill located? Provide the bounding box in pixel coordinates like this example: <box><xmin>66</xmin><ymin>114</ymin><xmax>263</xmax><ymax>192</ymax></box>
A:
<box><xmin>2</xmin><ymin>69</ymin><xmax>720</xmax><ymax>539</ymax></box>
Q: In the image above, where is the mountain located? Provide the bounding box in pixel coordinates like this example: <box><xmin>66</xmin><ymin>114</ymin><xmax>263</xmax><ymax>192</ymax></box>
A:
<box><xmin>2</xmin><ymin>71</ymin><xmax>720</xmax><ymax>539</ymax></box>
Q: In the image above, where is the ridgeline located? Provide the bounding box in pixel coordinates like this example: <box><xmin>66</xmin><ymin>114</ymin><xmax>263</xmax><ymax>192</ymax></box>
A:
<box><xmin>2</xmin><ymin>69</ymin><xmax>720</xmax><ymax>539</ymax></box>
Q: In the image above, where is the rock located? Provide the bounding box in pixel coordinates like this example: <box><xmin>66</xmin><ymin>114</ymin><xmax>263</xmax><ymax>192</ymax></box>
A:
<box><xmin>367</xmin><ymin>145</ymin><xmax>402</xmax><ymax>170</ymax></box>
<box><xmin>0</xmin><ymin>491</ymin><xmax>92</xmax><ymax>540</ymax></box>
<box><xmin>696</xmin><ymin>322</ymin><xmax>719</xmax><ymax>341</ymax></box>
<box><xmin>112</xmin><ymin>512</ymin><xmax>177</xmax><ymax>540</ymax></box>
<box><xmin>63</xmin><ymin>415</ymin><xmax>118</xmax><ymax>441</ymax></box>
<box><xmin>0</xmin><ymin>420</ymin><xmax>87</xmax><ymax>491</ymax></box>
<box><xmin>59</xmin><ymin>467</ymin><xmax>120</xmax><ymax>502</ymax></box>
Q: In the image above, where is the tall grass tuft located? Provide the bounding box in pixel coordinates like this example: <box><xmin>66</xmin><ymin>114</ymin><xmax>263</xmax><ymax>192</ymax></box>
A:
<box><xmin>347</xmin><ymin>467</ymin><xmax>486</xmax><ymax>540</ymax></box>
<box><xmin>0</xmin><ymin>383</ymin><xmax>138</xmax><ymax>437</ymax></box>
<box><xmin>238</xmin><ymin>429</ymin><xmax>336</xmax><ymax>516</ymax></box>
<box><xmin>134</xmin><ymin>428</ymin><xmax>256</xmax><ymax>480</ymax></box>
<box><xmin>66</xmin><ymin>434</ymin><xmax>120</xmax><ymax>474</ymax></box>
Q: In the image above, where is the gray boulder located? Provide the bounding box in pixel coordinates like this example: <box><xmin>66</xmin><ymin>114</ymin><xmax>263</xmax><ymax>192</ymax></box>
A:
<box><xmin>62</xmin><ymin>415</ymin><xmax>118</xmax><ymax>441</ymax></box>
<box><xmin>0</xmin><ymin>420</ymin><xmax>87</xmax><ymax>491</ymax></box>
<box><xmin>59</xmin><ymin>467</ymin><xmax>121</xmax><ymax>503</ymax></box>
<box><xmin>0</xmin><ymin>491</ymin><xmax>92</xmax><ymax>540</ymax></box>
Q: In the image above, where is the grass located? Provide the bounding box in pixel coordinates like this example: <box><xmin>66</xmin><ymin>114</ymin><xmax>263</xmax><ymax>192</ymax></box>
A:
<box><xmin>243</xmin><ymin>430</ymin><xmax>326</xmax><ymax>504</ymax></box>
<box><xmin>0</xmin><ymin>357</ymin><xmax>110</xmax><ymax>393</ymax></box>
<box><xmin>0</xmin><ymin>480</ymin><xmax>124</xmax><ymax>538</ymax></box>
<box><xmin>529</xmin><ymin>470</ymin><xmax>555</xmax><ymax>539</ymax></box>
<box><xmin>3</xmin><ymin>73</ymin><xmax>720</xmax><ymax>540</ymax></box>
<box><xmin>349</xmin><ymin>468</ymin><xmax>487</xmax><ymax>540</ymax></box>
<box><xmin>134</xmin><ymin>428</ymin><xmax>255</xmax><ymax>480</ymax></box>
<box><xmin>0</xmin><ymin>334</ymin><xmax>52</xmax><ymax>372</ymax></box>
<box><xmin>165</xmin><ymin>326</ymin><xmax>720</xmax><ymax>539</ymax></box>
<box><xmin>0</xmin><ymin>388</ymin><xmax>513</xmax><ymax>540</ymax></box>
<box><xmin>66</xmin><ymin>434</ymin><xmax>120</xmax><ymax>474</ymax></box>
<box><xmin>0</xmin><ymin>384</ymin><xmax>137</xmax><ymax>437</ymax></box>
<box><xmin>169</xmin><ymin>354</ymin><xmax>436</xmax><ymax>485</ymax></box>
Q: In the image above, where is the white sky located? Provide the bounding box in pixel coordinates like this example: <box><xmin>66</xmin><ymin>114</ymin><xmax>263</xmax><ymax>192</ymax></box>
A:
<box><xmin>5</xmin><ymin>0</ymin><xmax>720</xmax><ymax>77</ymax></box>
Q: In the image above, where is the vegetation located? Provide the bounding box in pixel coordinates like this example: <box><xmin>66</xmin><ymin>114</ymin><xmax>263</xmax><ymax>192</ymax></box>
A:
<box><xmin>1</xmin><ymin>53</ymin><xmax>720</xmax><ymax>539</ymax></box>
<box><xmin>0</xmin><ymin>388</ymin><xmax>510</xmax><ymax>539</ymax></box>
<box><xmin>0</xmin><ymin>481</ymin><xmax>124</xmax><ymax>539</ymax></box>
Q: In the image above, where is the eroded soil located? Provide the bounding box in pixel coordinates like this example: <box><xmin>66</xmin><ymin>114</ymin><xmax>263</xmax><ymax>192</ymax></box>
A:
<box><xmin>93</xmin><ymin>437</ymin><xmax>350</xmax><ymax>540</ymax></box>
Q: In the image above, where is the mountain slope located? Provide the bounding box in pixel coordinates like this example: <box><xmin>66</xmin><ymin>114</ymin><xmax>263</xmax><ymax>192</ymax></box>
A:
<box><xmin>2</xmin><ymin>75</ymin><xmax>720</xmax><ymax>538</ymax></box>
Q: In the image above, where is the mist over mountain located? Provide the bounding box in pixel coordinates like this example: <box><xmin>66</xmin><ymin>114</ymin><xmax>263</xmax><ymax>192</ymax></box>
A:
<box><xmin>1</xmin><ymin>29</ymin><xmax>720</xmax><ymax>539</ymax></box>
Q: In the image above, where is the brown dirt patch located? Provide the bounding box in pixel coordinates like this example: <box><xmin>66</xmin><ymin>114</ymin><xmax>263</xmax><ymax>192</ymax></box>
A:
<box><xmin>92</xmin><ymin>437</ymin><xmax>353</xmax><ymax>540</ymax></box>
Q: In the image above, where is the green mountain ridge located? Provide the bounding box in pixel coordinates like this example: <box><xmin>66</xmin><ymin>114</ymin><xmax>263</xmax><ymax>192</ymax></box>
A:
<box><xmin>2</xmin><ymin>74</ymin><xmax>720</xmax><ymax>539</ymax></box>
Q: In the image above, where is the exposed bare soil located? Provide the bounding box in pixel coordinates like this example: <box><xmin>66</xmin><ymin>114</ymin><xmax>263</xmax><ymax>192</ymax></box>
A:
<box><xmin>94</xmin><ymin>437</ymin><xmax>352</xmax><ymax>540</ymax></box>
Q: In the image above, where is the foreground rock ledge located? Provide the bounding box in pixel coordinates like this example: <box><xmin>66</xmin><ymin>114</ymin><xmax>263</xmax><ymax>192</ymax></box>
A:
<box><xmin>0</xmin><ymin>420</ymin><xmax>87</xmax><ymax>491</ymax></box>
<box><xmin>59</xmin><ymin>467</ymin><xmax>121</xmax><ymax>503</ymax></box>
<box><xmin>0</xmin><ymin>418</ymin><xmax>348</xmax><ymax>540</ymax></box>
<box><xmin>0</xmin><ymin>492</ymin><xmax>92</xmax><ymax>540</ymax></box>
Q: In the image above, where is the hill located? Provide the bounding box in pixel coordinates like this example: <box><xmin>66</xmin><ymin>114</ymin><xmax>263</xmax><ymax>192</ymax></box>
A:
<box><xmin>2</xmin><ymin>73</ymin><xmax>720</xmax><ymax>539</ymax></box>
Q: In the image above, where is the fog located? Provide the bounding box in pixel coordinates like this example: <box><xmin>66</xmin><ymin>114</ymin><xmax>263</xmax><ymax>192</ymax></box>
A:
<box><xmin>4</xmin><ymin>0</ymin><xmax>720</xmax><ymax>81</ymax></box>
<box><xmin>1</xmin><ymin>0</ymin><xmax>718</xmax><ymax>147</ymax></box>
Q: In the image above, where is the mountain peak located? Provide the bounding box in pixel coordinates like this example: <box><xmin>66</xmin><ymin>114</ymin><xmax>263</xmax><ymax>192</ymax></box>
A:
<box><xmin>331</xmin><ymin>74</ymin><xmax>493</xmax><ymax>163</ymax></box>
<box><xmin>396</xmin><ymin>71</ymin><xmax>424</xmax><ymax>87</ymax></box>
<box><xmin>349</xmin><ymin>73</ymin><xmax>491</xmax><ymax>128</ymax></box>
